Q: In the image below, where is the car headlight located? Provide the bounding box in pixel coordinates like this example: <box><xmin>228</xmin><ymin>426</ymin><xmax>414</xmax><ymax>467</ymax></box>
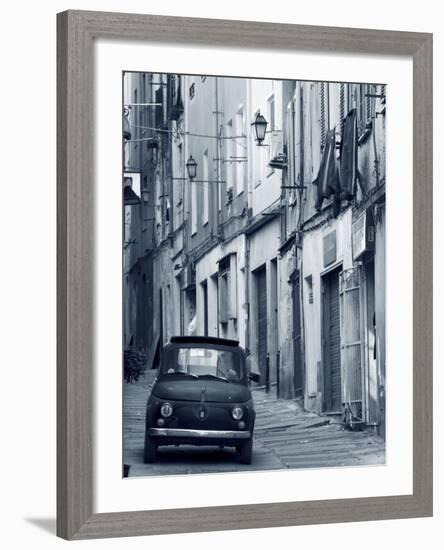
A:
<box><xmin>160</xmin><ymin>402</ymin><xmax>173</xmax><ymax>418</ymax></box>
<box><xmin>232</xmin><ymin>406</ymin><xmax>244</xmax><ymax>420</ymax></box>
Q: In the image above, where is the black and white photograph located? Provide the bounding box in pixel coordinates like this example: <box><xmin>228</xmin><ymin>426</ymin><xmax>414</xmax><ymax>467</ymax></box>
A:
<box><xmin>122</xmin><ymin>71</ymin><xmax>387</xmax><ymax>477</ymax></box>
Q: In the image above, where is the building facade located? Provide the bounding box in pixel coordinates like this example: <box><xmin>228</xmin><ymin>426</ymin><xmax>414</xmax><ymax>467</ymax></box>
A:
<box><xmin>123</xmin><ymin>72</ymin><xmax>386</xmax><ymax>436</ymax></box>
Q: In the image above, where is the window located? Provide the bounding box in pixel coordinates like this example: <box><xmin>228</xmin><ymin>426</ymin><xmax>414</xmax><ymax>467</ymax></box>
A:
<box><xmin>162</xmin><ymin>347</ymin><xmax>243</xmax><ymax>381</ymax></box>
<box><xmin>173</xmin><ymin>142</ymin><xmax>184</xmax><ymax>229</ymax></box>
<box><xmin>225</xmin><ymin>120</ymin><xmax>233</xmax><ymax>191</ymax></box>
<box><xmin>267</xmin><ymin>94</ymin><xmax>276</xmax><ymax>168</ymax></box>
<box><xmin>305</xmin><ymin>275</ymin><xmax>314</xmax><ymax>304</ymax></box>
<box><xmin>286</xmin><ymin>100</ymin><xmax>295</xmax><ymax>198</ymax></box>
<box><xmin>133</xmin><ymin>89</ymin><xmax>138</xmax><ymax>152</ymax></box>
<box><xmin>217</xmin><ymin>255</ymin><xmax>237</xmax><ymax>324</ymax></box>
<box><xmin>234</xmin><ymin>106</ymin><xmax>246</xmax><ymax>195</ymax></box>
<box><xmin>380</xmin><ymin>84</ymin><xmax>386</xmax><ymax>105</ymax></box>
<box><xmin>218</xmin><ymin>256</ymin><xmax>232</xmax><ymax>325</ymax></box>
<box><xmin>155</xmin><ymin>87</ymin><xmax>163</xmax><ymax>127</ymax></box>
<box><xmin>189</xmin><ymin>82</ymin><xmax>195</xmax><ymax>100</ymax></box>
<box><xmin>353</xmin><ymin>83</ymin><xmax>374</xmax><ymax>137</ymax></box>
<box><xmin>203</xmin><ymin>149</ymin><xmax>209</xmax><ymax>225</ymax></box>
<box><xmin>339</xmin><ymin>83</ymin><xmax>346</xmax><ymax>131</ymax></box>
<box><xmin>165</xmin><ymin>196</ymin><xmax>170</xmax><ymax>223</ymax></box>
<box><xmin>218</xmin><ymin>271</ymin><xmax>229</xmax><ymax>324</ymax></box>
<box><xmin>267</xmin><ymin>94</ymin><xmax>275</xmax><ymax>131</ymax></box>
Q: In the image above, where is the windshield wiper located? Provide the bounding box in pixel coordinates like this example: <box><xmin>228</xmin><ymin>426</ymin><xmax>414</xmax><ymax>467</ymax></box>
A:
<box><xmin>196</xmin><ymin>374</ymin><xmax>230</xmax><ymax>382</ymax></box>
<box><xmin>166</xmin><ymin>371</ymin><xmax>199</xmax><ymax>379</ymax></box>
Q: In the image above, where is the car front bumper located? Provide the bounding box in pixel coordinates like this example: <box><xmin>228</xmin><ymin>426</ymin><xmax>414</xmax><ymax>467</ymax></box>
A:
<box><xmin>148</xmin><ymin>428</ymin><xmax>251</xmax><ymax>440</ymax></box>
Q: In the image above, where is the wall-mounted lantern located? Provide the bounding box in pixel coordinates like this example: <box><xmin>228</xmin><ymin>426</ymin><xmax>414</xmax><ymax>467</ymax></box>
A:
<box><xmin>186</xmin><ymin>155</ymin><xmax>197</xmax><ymax>180</ymax></box>
<box><xmin>251</xmin><ymin>111</ymin><xmax>268</xmax><ymax>145</ymax></box>
<box><xmin>141</xmin><ymin>187</ymin><xmax>149</xmax><ymax>203</ymax></box>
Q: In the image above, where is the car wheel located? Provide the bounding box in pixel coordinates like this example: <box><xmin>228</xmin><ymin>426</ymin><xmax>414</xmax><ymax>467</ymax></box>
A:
<box><xmin>144</xmin><ymin>436</ymin><xmax>157</xmax><ymax>463</ymax></box>
<box><xmin>239</xmin><ymin>438</ymin><xmax>253</xmax><ymax>464</ymax></box>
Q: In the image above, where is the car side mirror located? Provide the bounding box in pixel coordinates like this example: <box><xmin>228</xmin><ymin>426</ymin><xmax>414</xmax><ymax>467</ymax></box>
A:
<box><xmin>248</xmin><ymin>372</ymin><xmax>260</xmax><ymax>383</ymax></box>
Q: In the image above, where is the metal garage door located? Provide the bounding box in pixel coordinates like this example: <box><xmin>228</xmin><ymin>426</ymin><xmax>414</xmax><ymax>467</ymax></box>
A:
<box><xmin>256</xmin><ymin>267</ymin><xmax>268</xmax><ymax>383</ymax></box>
<box><xmin>322</xmin><ymin>267</ymin><xmax>342</xmax><ymax>412</ymax></box>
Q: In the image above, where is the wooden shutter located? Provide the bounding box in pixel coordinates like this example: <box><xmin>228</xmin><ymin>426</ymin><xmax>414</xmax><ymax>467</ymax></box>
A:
<box><xmin>366</xmin><ymin>84</ymin><xmax>371</xmax><ymax>124</ymax></box>
<box><xmin>339</xmin><ymin>267</ymin><xmax>364</xmax><ymax>406</ymax></box>
<box><xmin>339</xmin><ymin>83</ymin><xmax>346</xmax><ymax>135</ymax></box>
<box><xmin>218</xmin><ymin>255</ymin><xmax>235</xmax><ymax>323</ymax></box>
<box><xmin>229</xmin><ymin>254</ymin><xmax>237</xmax><ymax>319</ymax></box>
<box><xmin>320</xmin><ymin>82</ymin><xmax>329</xmax><ymax>150</ymax></box>
<box><xmin>218</xmin><ymin>272</ymin><xmax>228</xmax><ymax>324</ymax></box>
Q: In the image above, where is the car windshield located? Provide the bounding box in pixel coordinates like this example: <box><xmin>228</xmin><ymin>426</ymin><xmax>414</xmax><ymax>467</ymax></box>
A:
<box><xmin>161</xmin><ymin>347</ymin><xmax>243</xmax><ymax>382</ymax></box>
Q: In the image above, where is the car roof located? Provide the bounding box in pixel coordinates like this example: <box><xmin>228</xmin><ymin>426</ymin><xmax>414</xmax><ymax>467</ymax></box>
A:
<box><xmin>169</xmin><ymin>335</ymin><xmax>240</xmax><ymax>347</ymax></box>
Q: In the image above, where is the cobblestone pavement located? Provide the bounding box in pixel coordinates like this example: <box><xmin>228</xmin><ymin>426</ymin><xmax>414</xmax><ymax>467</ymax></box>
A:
<box><xmin>124</xmin><ymin>372</ymin><xmax>385</xmax><ymax>477</ymax></box>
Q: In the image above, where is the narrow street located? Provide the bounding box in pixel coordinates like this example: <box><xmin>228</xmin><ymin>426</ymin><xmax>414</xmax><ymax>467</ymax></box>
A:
<box><xmin>124</xmin><ymin>372</ymin><xmax>385</xmax><ymax>477</ymax></box>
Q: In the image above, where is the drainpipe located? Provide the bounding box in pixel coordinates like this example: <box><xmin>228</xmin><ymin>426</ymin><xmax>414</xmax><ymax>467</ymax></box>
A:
<box><xmin>297</xmin><ymin>81</ymin><xmax>305</xmax><ymax>231</ymax></box>
<box><xmin>297</xmin><ymin>81</ymin><xmax>306</xmax><ymax>405</ymax></box>
<box><xmin>371</xmin><ymin>105</ymin><xmax>381</xmax><ymax>188</ymax></box>
<box><xmin>244</xmin><ymin>78</ymin><xmax>252</xmax><ymax>356</ymax></box>
<box><xmin>215</xmin><ymin>77</ymin><xmax>222</xmax><ymax>238</ymax></box>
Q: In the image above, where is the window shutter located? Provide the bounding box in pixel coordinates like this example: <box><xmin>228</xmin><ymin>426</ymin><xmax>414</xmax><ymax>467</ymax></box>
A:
<box><xmin>287</xmin><ymin>100</ymin><xmax>296</xmax><ymax>197</ymax></box>
<box><xmin>339</xmin><ymin>83</ymin><xmax>345</xmax><ymax>135</ymax></box>
<box><xmin>320</xmin><ymin>82</ymin><xmax>328</xmax><ymax>149</ymax></box>
<box><xmin>218</xmin><ymin>273</ymin><xmax>228</xmax><ymax>324</ymax></box>
<box><xmin>380</xmin><ymin>84</ymin><xmax>386</xmax><ymax>105</ymax></box>
<box><xmin>229</xmin><ymin>255</ymin><xmax>237</xmax><ymax>319</ymax></box>
<box><xmin>339</xmin><ymin>267</ymin><xmax>364</xmax><ymax>414</ymax></box>
<box><xmin>366</xmin><ymin>84</ymin><xmax>371</xmax><ymax>124</ymax></box>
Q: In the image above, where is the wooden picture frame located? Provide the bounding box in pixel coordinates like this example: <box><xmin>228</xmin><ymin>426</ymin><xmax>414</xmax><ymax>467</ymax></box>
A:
<box><xmin>57</xmin><ymin>10</ymin><xmax>433</xmax><ymax>540</ymax></box>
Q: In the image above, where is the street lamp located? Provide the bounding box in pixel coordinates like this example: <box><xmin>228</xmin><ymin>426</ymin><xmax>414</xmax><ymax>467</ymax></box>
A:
<box><xmin>186</xmin><ymin>155</ymin><xmax>197</xmax><ymax>180</ymax></box>
<box><xmin>251</xmin><ymin>111</ymin><xmax>268</xmax><ymax>145</ymax></box>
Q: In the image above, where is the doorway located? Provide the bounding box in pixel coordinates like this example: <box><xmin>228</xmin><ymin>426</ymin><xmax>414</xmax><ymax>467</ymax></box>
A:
<box><xmin>364</xmin><ymin>258</ymin><xmax>379</xmax><ymax>427</ymax></box>
<box><xmin>292</xmin><ymin>274</ymin><xmax>304</xmax><ymax>399</ymax></box>
<box><xmin>201</xmin><ymin>280</ymin><xmax>209</xmax><ymax>336</ymax></box>
<box><xmin>255</xmin><ymin>266</ymin><xmax>268</xmax><ymax>384</ymax></box>
<box><xmin>322</xmin><ymin>266</ymin><xmax>342</xmax><ymax>413</ymax></box>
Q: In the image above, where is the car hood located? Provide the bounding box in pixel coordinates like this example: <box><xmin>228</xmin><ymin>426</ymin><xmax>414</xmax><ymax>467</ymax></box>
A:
<box><xmin>152</xmin><ymin>378</ymin><xmax>251</xmax><ymax>403</ymax></box>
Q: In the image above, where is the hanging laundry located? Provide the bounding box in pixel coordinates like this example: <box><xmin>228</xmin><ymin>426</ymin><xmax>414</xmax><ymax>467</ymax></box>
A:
<box><xmin>313</xmin><ymin>129</ymin><xmax>340</xmax><ymax>211</ymax></box>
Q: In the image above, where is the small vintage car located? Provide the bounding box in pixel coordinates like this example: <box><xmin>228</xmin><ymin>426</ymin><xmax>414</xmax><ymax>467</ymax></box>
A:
<box><xmin>144</xmin><ymin>336</ymin><xmax>259</xmax><ymax>464</ymax></box>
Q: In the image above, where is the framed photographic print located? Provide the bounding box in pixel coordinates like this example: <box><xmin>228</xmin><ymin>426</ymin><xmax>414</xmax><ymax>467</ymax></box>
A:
<box><xmin>57</xmin><ymin>10</ymin><xmax>433</xmax><ymax>540</ymax></box>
